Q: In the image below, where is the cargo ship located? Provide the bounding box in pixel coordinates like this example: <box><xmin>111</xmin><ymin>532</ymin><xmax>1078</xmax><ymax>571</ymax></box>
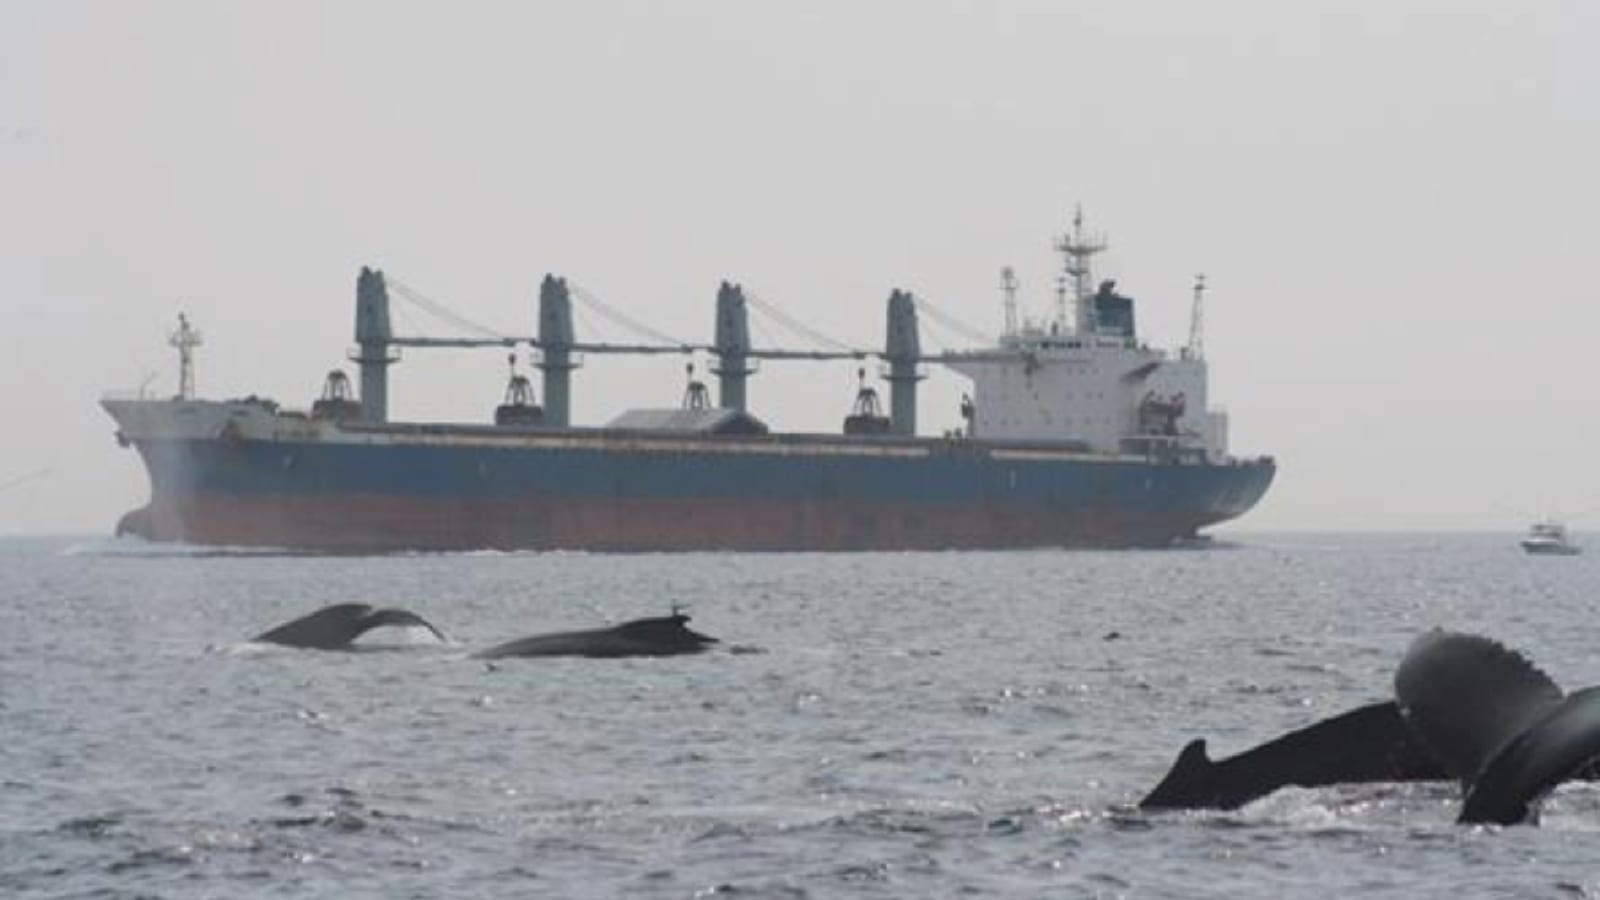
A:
<box><xmin>101</xmin><ymin>211</ymin><xmax>1274</xmax><ymax>552</ymax></box>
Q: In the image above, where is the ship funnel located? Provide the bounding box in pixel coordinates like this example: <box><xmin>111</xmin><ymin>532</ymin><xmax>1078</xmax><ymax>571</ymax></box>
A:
<box><xmin>538</xmin><ymin>274</ymin><xmax>576</xmax><ymax>427</ymax></box>
<box><xmin>712</xmin><ymin>281</ymin><xmax>754</xmax><ymax>411</ymax></box>
<box><xmin>884</xmin><ymin>289</ymin><xmax>922</xmax><ymax>436</ymax></box>
<box><xmin>353</xmin><ymin>267</ymin><xmax>395</xmax><ymax>423</ymax></box>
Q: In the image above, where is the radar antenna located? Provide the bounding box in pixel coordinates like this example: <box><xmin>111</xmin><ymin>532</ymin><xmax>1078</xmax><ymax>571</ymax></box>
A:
<box><xmin>1053</xmin><ymin>205</ymin><xmax>1108</xmax><ymax>334</ymax></box>
<box><xmin>1186</xmin><ymin>274</ymin><xmax>1207</xmax><ymax>360</ymax></box>
<box><xmin>168</xmin><ymin>313</ymin><xmax>202</xmax><ymax>401</ymax></box>
<box><xmin>1000</xmin><ymin>267</ymin><xmax>1020</xmax><ymax>338</ymax></box>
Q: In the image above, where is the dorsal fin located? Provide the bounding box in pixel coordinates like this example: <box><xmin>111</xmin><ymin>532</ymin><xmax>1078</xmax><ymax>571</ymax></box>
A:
<box><xmin>1139</xmin><ymin>739</ymin><xmax>1217</xmax><ymax>809</ymax></box>
<box><xmin>1393</xmin><ymin>630</ymin><xmax>1563</xmax><ymax>782</ymax></box>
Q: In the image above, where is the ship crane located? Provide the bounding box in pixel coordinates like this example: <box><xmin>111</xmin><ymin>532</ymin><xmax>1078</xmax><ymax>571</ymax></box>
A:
<box><xmin>355</xmin><ymin>268</ymin><xmax>1017</xmax><ymax>438</ymax></box>
<box><xmin>168</xmin><ymin>313</ymin><xmax>202</xmax><ymax>401</ymax></box>
<box><xmin>371</xmin><ymin>273</ymin><xmax>1011</xmax><ymax>365</ymax></box>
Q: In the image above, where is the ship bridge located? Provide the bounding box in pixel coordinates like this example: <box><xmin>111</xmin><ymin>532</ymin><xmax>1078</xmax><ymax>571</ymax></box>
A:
<box><xmin>943</xmin><ymin>210</ymin><xmax>1227</xmax><ymax>459</ymax></box>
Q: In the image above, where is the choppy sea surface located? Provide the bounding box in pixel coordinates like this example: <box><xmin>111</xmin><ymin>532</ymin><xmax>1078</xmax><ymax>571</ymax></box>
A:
<box><xmin>4</xmin><ymin>532</ymin><xmax>1600</xmax><ymax>898</ymax></box>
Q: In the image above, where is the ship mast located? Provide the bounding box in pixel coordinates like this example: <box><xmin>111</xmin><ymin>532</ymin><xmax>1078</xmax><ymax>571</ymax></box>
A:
<box><xmin>1053</xmin><ymin>206</ymin><xmax>1107</xmax><ymax>335</ymax></box>
<box><xmin>169</xmin><ymin>312</ymin><xmax>202</xmax><ymax>401</ymax></box>
<box><xmin>1186</xmin><ymin>273</ymin><xmax>1207</xmax><ymax>360</ymax></box>
<box><xmin>1000</xmin><ymin>266</ymin><xmax>1019</xmax><ymax>338</ymax></box>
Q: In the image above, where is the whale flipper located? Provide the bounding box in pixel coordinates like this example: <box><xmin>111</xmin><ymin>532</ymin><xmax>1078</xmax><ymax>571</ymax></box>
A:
<box><xmin>1140</xmin><ymin>701</ymin><xmax>1443</xmax><ymax>810</ymax></box>
<box><xmin>472</xmin><ymin>613</ymin><xmax>719</xmax><ymax>659</ymax></box>
<box><xmin>1459</xmin><ymin>687</ymin><xmax>1600</xmax><ymax>824</ymax></box>
<box><xmin>1394</xmin><ymin>630</ymin><xmax>1563</xmax><ymax>782</ymax></box>
<box><xmin>253</xmin><ymin>603</ymin><xmax>447</xmax><ymax>650</ymax></box>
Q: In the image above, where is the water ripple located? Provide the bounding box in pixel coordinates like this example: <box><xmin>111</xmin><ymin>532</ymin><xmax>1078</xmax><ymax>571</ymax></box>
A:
<box><xmin>4</xmin><ymin>534</ymin><xmax>1599</xmax><ymax>897</ymax></box>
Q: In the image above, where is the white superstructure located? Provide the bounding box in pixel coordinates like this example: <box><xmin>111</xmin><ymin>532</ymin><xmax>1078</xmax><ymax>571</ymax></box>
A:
<box><xmin>1520</xmin><ymin>520</ymin><xmax>1580</xmax><ymax>556</ymax></box>
<box><xmin>943</xmin><ymin>210</ymin><xmax>1228</xmax><ymax>460</ymax></box>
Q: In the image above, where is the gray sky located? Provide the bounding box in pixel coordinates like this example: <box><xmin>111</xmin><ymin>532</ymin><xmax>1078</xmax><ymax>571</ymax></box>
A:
<box><xmin>3</xmin><ymin>1</ymin><xmax>1597</xmax><ymax>536</ymax></box>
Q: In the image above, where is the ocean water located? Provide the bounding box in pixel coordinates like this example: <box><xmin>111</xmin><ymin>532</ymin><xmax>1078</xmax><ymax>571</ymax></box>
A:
<box><xmin>3</xmin><ymin>532</ymin><xmax>1599</xmax><ymax>898</ymax></box>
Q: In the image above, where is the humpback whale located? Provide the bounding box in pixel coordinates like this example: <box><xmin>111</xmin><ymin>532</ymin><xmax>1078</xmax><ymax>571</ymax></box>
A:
<box><xmin>1141</xmin><ymin>630</ymin><xmax>1600</xmax><ymax>824</ymax></box>
<box><xmin>1139</xmin><ymin>701</ymin><xmax>1444</xmax><ymax>811</ymax></box>
<box><xmin>471</xmin><ymin>612</ymin><xmax>718</xmax><ymax>659</ymax></box>
<box><xmin>252</xmin><ymin>603</ymin><xmax>447</xmax><ymax>650</ymax></box>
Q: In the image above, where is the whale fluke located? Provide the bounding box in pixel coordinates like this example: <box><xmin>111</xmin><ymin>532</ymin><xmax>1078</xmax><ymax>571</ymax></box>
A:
<box><xmin>1140</xmin><ymin>701</ymin><xmax>1444</xmax><ymax>810</ymax></box>
<box><xmin>1142</xmin><ymin>629</ymin><xmax>1600</xmax><ymax>825</ymax></box>
<box><xmin>1460</xmin><ymin>687</ymin><xmax>1600</xmax><ymax>824</ymax></box>
<box><xmin>1394</xmin><ymin>630</ymin><xmax>1563</xmax><ymax>783</ymax></box>
<box><xmin>471</xmin><ymin>613</ymin><xmax>718</xmax><ymax>659</ymax></box>
<box><xmin>253</xmin><ymin>603</ymin><xmax>447</xmax><ymax>650</ymax></box>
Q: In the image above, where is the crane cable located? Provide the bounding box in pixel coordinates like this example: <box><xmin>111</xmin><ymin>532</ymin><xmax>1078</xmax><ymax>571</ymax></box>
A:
<box><xmin>741</xmin><ymin>287</ymin><xmax>858</xmax><ymax>353</ymax></box>
<box><xmin>911</xmin><ymin>292</ymin><xmax>993</xmax><ymax>348</ymax></box>
<box><xmin>566</xmin><ymin>281</ymin><xmax>689</xmax><ymax>348</ymax></box>
<box><xmin>0</xmin><ymin>468</ymin><xmax>52</xmax><ymax>495</ymax></box>
<box><xmin>382</xmin><ymin>274</ymin><xmax>510</xmax><ymax>340</ymax></box>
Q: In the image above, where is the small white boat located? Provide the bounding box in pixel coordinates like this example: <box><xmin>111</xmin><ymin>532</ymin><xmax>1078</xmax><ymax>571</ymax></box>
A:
<box><xmin>1520</xmin><ymin>520</ymin><xmax>1580</xmax><ymax>555</ymax></box>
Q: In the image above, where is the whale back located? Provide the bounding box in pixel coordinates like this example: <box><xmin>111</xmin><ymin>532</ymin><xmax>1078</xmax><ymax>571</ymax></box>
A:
<box><xmin>1140</xmin><ymin>701</ymin><xmax>1443</xmax><ymax>810</ymax></box>
<box><xmin>1393</xmin><ymin>630</ymin><xmax>1563</xmax><ymax>783</ymax></box>
<box><xmin>473</xmin><ymin>614</ymin><xmax>719</xmax><ymax>659</ymax></box>
<box><xmin>608</xmin><ymin>614</ymin><xmax>717</xmax><ymax>649</ymax></box>
<box><xmin>472</xmin><ymin>628</ymin><xmax>614</xmax><ymax>659</ymax></box>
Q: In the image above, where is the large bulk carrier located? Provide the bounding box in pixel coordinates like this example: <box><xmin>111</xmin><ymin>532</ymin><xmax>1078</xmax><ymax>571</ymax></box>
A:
<box><xmin>101</xmin><ymin>212</ymin><xmax>1275</xmax><ymax>552</ymax></box>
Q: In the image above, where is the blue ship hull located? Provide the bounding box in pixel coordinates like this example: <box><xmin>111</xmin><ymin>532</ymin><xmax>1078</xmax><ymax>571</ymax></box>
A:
<box><xmin>113</xmin><ymin>424</ymin><xmax>1276</xmax><ymax>551</ymax></box>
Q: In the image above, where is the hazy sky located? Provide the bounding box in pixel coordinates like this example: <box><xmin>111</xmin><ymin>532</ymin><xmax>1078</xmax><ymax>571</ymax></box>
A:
<box><xmin>4</xmin><ymin>1</ymin><xmax>1597</xmax><ymax>536</ymax></box>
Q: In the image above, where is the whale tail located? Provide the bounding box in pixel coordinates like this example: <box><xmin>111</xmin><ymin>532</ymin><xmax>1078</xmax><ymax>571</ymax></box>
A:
<box><xmin>252</xmin><ymin>603</ymin><xmax>446</xmax><ymax>650</ymax></box>
<box><xmin>1394</xmin><ymin>630</ymin><xmax>1563</xmax><ymax>783</ymax></box>
<box><xmin>361</xmin><ymin>608</ymin><xmax>448</xmax><ymax>644</ymax></box>
<box><xmin>1143</xmin><ymin>630</ymin><xmax>1600</xmax><ymax>825</ymax></box>
<box><xmin>1460</xmin><ymin>687</ymin><xmax>1600</xmax><ymax>825</ymax></box>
